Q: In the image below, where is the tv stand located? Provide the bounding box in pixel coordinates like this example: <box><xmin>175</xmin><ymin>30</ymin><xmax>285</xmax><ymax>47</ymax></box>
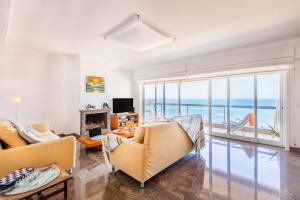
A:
<box><xmin>117</xmin><ymin>112</ymin><xmax>129</xmax><ymax>115</ymax></box>
<box><xmin>111</xmin><ymin>112</ymin><xmax>139</xmax><ymax>130</ymax></box>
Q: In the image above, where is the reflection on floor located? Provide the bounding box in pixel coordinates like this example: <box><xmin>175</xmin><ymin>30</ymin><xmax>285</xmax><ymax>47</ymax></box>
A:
<box><xmin>52</xmin><ymin>136</ymin><xmax>300</xmax><ymax>200</ymax></box>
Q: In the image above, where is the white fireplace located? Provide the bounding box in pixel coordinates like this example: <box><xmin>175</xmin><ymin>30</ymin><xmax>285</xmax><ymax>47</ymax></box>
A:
<box><xmin>79</xmin><ymin>108</ymin><xmax>111</xmax><ymax>136</ymax></box>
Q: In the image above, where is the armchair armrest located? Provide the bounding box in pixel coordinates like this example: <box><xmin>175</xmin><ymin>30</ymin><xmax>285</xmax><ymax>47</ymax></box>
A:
<box><xmin>110</xmin><ymin>141</ymin><xmax>145</xmax><ymax>182</ymax></box>
<box><xmin>0</xmin><ymin>136</ymin><xmax>76</xmax><ymax>178</ymax></box>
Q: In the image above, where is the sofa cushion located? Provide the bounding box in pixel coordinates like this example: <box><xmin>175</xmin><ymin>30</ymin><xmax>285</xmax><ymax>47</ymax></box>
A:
<box><xmin>134</xmin><ymin>126</ymin><xmax>145</xmax><ymax>143</ymax></box>
<box><xmin>0</xmin><ymin>126</ymin><xmax>27</xmax><ymax>148</ymax></box>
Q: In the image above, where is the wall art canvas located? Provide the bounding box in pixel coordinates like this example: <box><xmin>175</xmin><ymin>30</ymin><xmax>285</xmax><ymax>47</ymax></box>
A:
<box><xmin>86</xmin><ymin>76</ymin><xmax>105</xmax><ymax>93</ymax></box>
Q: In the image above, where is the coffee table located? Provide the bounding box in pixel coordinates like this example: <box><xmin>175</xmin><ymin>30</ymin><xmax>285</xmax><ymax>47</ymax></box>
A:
<box><xmin>112</xmin><ymin>129</ymin><xmax>135</xmax><ymax>138</ymax></box>
<box><xmin>77</xmin><ymin>129</ymin><xmax>135</xmax><ymax>149</ymax></box>
<box><xmin>0</xmin><ymin>165</ymin><xmax>72</xmax><ymax>200</ymax></box>
<box><xmin>78</xmin><ymin>136</ymin><xmax>102</xmax><ymax>149</ymax></box>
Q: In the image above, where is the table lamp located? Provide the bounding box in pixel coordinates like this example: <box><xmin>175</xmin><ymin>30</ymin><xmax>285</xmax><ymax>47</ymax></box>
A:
<box><xmin>11</xmin><ymin>96</ymin><xmax>22</xmax><ymax>121</ymax></box>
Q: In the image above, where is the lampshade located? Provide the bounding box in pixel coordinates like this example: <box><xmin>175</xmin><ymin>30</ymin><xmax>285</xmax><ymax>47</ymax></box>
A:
<box><xmin>11</xmin><ymin>96</ymin><xmax>22</xmax><ymax>103</ymax></box>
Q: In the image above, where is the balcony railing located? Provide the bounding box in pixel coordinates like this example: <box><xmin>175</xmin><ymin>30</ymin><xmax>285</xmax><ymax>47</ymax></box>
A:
<box><xmin>144</xmin><ymin>103</ymin><xmax>277</xmax><ymax>129</ymax></box>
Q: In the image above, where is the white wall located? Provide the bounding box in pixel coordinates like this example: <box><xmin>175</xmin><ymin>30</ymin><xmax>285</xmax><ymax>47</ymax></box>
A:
<box><xmin>63</xmin><ymin>54</ymin><xmax>81</xmax><ymax>133</ymax></box>
<box><xmin>80</xmin><ymin>57</ymin><xmax>133</xmax><ymax>109</ymax></box>
<box><xmin>133</xmin><ymin>37</ymin><xmax>300</xmax><ymax>148</ymax></box>
<box><xmin>0</xmin><ymin>0</ymin><xmax>11</xmax><ymax>47</ymax></box>
<box><xmin>0</xmin><ymin>48</ymin><xmax>82</xmax><ymax>133</ymax></box>
<box><xmin>0</xmin><ymin>48</ymin><xmax>132</xmax><ymax>134</ymax></box>
<box><xmin>0</xmin><ymin>47</ymin><xmax>67</xmax><ymax>132</ymax></box>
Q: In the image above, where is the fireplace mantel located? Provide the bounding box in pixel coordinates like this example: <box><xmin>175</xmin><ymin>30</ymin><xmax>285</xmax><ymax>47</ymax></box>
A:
<box><xmin>79</xmin><ymin>108</ymin><xmax>111</xmax><ymax>136</ymax></box>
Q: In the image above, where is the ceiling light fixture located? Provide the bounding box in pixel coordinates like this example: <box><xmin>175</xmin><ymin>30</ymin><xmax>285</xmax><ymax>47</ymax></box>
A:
<box><xmin>103</xmin><ymin>15</ymin><xmax>175</xmax><ymax>52</ymax></box>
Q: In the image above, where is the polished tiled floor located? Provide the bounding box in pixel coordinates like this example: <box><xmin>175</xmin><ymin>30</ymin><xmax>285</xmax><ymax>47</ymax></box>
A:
<box><xmin>53</xmin><ymin>136</ymin><xmax>300</xmax><ymax>200</ymax></box>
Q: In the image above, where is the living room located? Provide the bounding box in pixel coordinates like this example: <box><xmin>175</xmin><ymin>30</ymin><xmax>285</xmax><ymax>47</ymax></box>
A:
<box><xmin>1</xmin><ymin>0</ymin><xmax>300</xmax><ymax>199</ymax></box>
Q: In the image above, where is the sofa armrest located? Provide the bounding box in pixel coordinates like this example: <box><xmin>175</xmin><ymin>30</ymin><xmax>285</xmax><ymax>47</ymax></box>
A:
<box><xmin>110</xmin><ymin>140</ymin><xmax>145</xmax><ymax>182</ymax></box>
<box><xmin>0</xmin><ymin>136</ymin><xmax>76</xmax><ymax>178</ymax></box>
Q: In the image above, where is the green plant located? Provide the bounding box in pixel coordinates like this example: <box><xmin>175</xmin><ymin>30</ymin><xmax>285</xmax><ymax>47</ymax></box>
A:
<box><xmin>268</xmin><ymin>124</ymin><xmax>280</xmax><ymax>137</ymax></box>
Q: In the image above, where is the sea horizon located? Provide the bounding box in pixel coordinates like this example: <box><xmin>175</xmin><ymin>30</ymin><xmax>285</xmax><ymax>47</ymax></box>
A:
<box><xmin>144</xmin><ymin>98</ymin><xmax>279</xmax><ymax>129</ymax></box>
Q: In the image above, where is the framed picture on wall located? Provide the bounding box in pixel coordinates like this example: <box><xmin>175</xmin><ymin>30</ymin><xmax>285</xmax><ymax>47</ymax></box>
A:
<box><xmin>86</xmin><ymin>76</ymin><xmax>105</xmax><ymax>93</ymax></box>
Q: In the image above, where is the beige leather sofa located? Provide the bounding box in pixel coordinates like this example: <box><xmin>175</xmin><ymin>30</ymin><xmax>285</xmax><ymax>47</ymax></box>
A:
<box><xmin>0</xmin><ymin>123</ymin><xmax>76</xmax><ymax>178</ymax></box>
<box><xmin>110</xmin><ymin>121</ymin><xmax>194</xmax><ymax>187</ymax></box>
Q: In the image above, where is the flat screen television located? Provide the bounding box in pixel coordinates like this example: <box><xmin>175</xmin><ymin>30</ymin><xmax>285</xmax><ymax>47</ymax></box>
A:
<box><xmin>113</xmin><ymin>98</ymin><xmax>134</xmax><ymax>113</ymax></box>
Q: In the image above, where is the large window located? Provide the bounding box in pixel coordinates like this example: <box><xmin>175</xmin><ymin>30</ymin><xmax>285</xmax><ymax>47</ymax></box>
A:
<box><xmin>257</xmin><ymin>74</ymin><xmax>280</xmax><ymax>142</ymax></box>
<box><xmin>211</xmin><ymin>78</ymin><xmax>227</xmax><ymax>135</ymax></box>
<box><xmin>156</xmin><ymin>83</ymin><xmax>164</xmax><ymax>119</ymax></box>
<box><xmin>143</xmin><ymin>71</ymin><xmax>283</xmax><ymax>146</ymax></box>
<box><xmin>165</xmin><ymin>82</ymin><xmax>179</xmax><ymax>118</ymax></box>
<box><xmin>229</xmin><ymin>75</ymin><xmax>255</xmax><ymax>138</ymax></box>
<box><xmin>180</xmin><ymin>80</ymin><xmax>209</xmax><ymax>120</ymax></box>
<box><xmin>144</xmin><ymin>84</ymin><xmax>155</xmax><ymax>121</ymax></box>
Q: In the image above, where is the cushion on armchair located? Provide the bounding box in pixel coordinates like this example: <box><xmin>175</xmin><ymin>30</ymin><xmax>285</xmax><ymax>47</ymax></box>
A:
<box><xmin>27</xmin><ymin>126</ymin><xmax>60</xmax><ymax>142</ymax></box>
<box><xmin>0</xmin><ymin>120</ymin><xmax>12</xmax><ymax>128</ymax></box>
<box><xmin>12</xmin><ymin>122</ymin><xmax>59</xmax><ymax>144</ymax></box>
<box><xmin>31</xmin><ymin>123</ymin><xmax>50</xmax><ymax>133</ymax></box>
<box><xmin>0</xmin><ymin>126</ymin><xmax>27</xmax><ymax>148</ymax></box>
<box><xmin>134</xmin><ymin>126</ymin><xmax>145</xmax><ymax>143</ymax></box>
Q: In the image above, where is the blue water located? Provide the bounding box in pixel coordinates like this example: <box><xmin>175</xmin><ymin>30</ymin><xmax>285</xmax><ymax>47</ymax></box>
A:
<box><xmin>145</xmin><ymin>98</ymin><xmax>278</xmax><ymax>129</ymax></box>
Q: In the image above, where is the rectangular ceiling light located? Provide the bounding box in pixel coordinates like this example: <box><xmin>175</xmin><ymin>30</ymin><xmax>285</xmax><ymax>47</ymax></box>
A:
<box><xmin>103</xmin><ymin>15</ymin><xmax>175</xmax><ymax>52</ymax></box>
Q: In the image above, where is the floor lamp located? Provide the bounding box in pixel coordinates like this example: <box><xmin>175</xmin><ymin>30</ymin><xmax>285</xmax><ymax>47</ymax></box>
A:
<box><xmin>11</xmin><ymin>96</ymin><xmax>22</xmax><ymax>121</ymax></box>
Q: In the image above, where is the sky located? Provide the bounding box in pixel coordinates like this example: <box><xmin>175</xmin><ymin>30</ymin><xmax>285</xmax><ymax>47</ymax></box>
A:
<box><xmin>144</xmin><ymin>74</ymin><xmax>280</xmax><ymax>100</ymax></box>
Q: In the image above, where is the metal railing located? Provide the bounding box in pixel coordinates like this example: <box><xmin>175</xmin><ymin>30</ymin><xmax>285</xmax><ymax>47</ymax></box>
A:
<box><xmin>144</xmin><ymin>103</ymin><xmax>276</xmax><ymax>123</ymax></box>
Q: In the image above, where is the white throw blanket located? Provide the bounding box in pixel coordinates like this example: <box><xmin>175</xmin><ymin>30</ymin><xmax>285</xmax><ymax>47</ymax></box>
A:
<box><xmin>11</xmin><ymin>121</ymin><xmax>60</xmax><ymax>144</ymax></box>
<box><xmin>101</xmin><ymin>133</ymin><xmax>127</xmax><ymax>162</ymax></box>
<box><xmin>168</xmin><ymin>115</ymin><xmax>205</xmax><ymax>152</ymax></box>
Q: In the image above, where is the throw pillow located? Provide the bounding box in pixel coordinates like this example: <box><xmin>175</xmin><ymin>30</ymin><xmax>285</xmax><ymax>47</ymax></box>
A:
<box><xmin>134</xmin><ymin>126</ymin><xmax>145</xmax><ymax>143</ymax></box>
<box><xmin>0</xmin><ymin>126</ymin><xmax>27</xmax><ymax>148</ymax></box>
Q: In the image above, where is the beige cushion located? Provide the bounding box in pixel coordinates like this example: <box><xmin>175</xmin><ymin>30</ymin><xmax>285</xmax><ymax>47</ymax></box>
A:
<box><xmin>134</xmin><ymin>126</ymin><xmax>145</xmax><ymax>143</ymax></box>
<box><xmin>0</xmin><ymin>126</ymin><xmax>27</xmax><ymax>148</ymax></box>
<box><xmin>31</xmin><ymin>123</ymin><xmax>50</xmax><ymax>133</ymax></box>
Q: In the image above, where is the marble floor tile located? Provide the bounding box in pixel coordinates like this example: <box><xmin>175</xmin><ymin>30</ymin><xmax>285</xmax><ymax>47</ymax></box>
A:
<box><xmin>51</xmin><ymin>136</ymin><xmax>300</xmax><ymax>200</ymax></box>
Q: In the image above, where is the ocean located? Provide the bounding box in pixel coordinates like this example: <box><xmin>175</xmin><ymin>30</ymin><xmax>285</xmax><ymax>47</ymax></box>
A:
<box><xmin>144</xmin><ymin>98</ymin><xmax>278</xmax><ymax>129</ymax></box>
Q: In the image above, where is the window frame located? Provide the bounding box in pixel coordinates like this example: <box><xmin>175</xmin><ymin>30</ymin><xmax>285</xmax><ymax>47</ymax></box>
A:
<box><xmin>142</xmin><ymin>70</ymin><xmax>284</xmax><ymax>147</ymax></box>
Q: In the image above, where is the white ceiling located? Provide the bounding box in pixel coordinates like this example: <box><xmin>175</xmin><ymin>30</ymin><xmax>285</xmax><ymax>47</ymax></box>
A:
<box><xmin>5</xmin><ymin>0</ymin><xmax>300</xmax><ymax>69</ymax></box>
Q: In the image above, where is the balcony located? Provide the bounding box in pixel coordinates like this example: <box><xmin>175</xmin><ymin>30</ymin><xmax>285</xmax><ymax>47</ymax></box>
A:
<box><xmin>144</xmin><ymin>103</ymin><xmax>279</xmax><ymax>141</ymax></box>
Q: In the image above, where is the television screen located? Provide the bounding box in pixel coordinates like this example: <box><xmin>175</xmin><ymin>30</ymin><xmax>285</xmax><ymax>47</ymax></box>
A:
<box><xmin>113</xmin><ymin>98</ymin><xmax>134</xmax><ymax>113</ymax></box>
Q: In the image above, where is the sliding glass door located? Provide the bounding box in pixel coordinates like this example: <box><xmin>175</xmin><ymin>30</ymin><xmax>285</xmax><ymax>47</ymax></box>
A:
<box><xmin>229</xmin><ymin>75</ymin><xmax>255</xmax><ymax>139</ymax></box>
<box><xmin>180</xmin><ymin>80</ymin><xmax>209</xmax><ymax>132</ymax></box>
<box><xmin>156</xmin><ymin>83</ymin><xmax>164</xmax><ymax>119</ymax></box>
<box><xmin>144</xmin><ymin>84</ymin><xmax>155</xmax><ymax>121</ymax></box>
<box><xmin>211</xmin><ymin>78</ymin><xmax>227</xmax><ymax>135</ymax></box>
<box><xmin>142</xmin><ymin>71</ymin><xmax>284</xmax><ymax>146</ymax></box>
<box><xmin>257</xmin><ymin>74</ymin><xmax>281</xmax><ymax>142</ymax></box>
<box><xmin>165</xmin><ymin>82</ymin><xmax>179</xmax><ymax>118</ymax></box>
